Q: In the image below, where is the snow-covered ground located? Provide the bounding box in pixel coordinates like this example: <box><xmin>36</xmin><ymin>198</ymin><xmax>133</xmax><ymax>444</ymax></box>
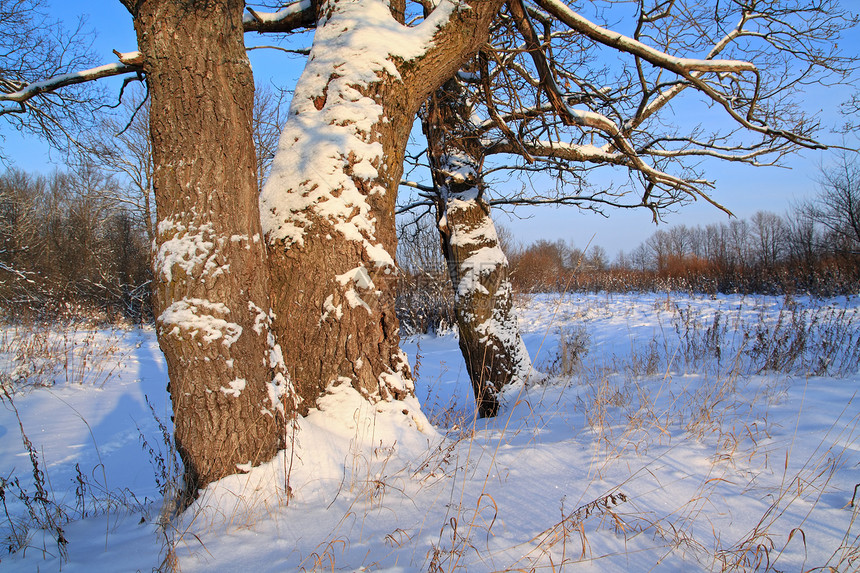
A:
<box><xmin>1</xmin><ymin>292</ymin><xmax>858</xmax><ymax>572</ymax></box>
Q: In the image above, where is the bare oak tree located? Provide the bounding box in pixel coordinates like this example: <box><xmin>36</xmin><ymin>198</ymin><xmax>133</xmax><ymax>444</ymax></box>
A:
<box><xmin>805</xmin><ymin>154</ymin><xmax>860</xmax><ymax>254</ymax></box>
<box><xmin>405</xmin><ymin>0</ymin><xmax>856</xmax><ymax>414</ymax></box>
<box><xmin>261</xmin><ymin>0</ymin><xmax>505</xmax><ymax>413</ymax></box>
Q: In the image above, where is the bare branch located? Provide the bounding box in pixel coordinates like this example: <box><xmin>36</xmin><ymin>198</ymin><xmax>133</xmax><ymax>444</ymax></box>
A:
<box><xmin>535</xmin><ymin>0</ymin><xmax>827</xmax><ymax>150</ymax></box>
<box><xmin>246</xmin><ymin>45</ymin><xmax>311</xmax><ymax>56</ymax></box>
<box><xmin>507</xmin><ymin>0</ymin><xmax>575</xmax><ymax>126</ymax></box>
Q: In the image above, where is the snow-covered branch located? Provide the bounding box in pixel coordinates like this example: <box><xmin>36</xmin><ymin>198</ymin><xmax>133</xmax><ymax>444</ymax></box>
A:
<box><xmin>624</xmin><ymin>16</ymin><xmax>747</xmax><ymax>133</ymax></box>
<box><xmin>2</xmin><ymin>0</ymin><xmax>315</xmax><ymax>119</ymax></box>
<box><xmin>535</xmin><ymin>0</ymin><xmax>757</xmax><ymax>75</ymax></box>
<box><xmin>243</xmin><ymin>1</ymin><xmax>316</xmax><ymax>33</ymax></box>
<box><xmin>400</xmin><ymin>180</ymin><xmax>436</xmax><ymax>193</ymax></box>
<box><xmin>0</xmin><ymin>55</ymin><xmax>141</xmax><ymax>111</ymax></box>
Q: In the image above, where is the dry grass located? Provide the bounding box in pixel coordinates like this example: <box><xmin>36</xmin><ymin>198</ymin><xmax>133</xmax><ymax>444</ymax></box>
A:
<box><xmin>3</xmin><ymin>294</ymin><xmax>858</xmax><ymax>572</ymax></box>
<box><xmin>0</xmin><ymin>321</ymin><xmax>127</xmax><ymax>393</ymax></box>
<box><xmin>407</xmin><ymin>294</ymin><xmax>860</xmax><ymax>572</ymax></box>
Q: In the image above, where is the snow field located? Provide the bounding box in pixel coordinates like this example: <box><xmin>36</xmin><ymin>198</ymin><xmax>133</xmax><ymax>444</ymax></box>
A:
<box><xmin>1</xmin><ymin>292</ymin><xmax>858</xmax><ymax>571</ymax></box>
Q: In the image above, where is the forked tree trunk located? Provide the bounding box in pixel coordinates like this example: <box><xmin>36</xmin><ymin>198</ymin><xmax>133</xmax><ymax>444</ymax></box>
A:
<box><xmin>423</xmin><ymin>78</ymin><xmax>533</xmax><ymax>417</ymax></box>
<box><xmin>262</xmin><ymin>0</ymin><xmax>504</xmax><ymax>413</ymax></box>
<box><xmin>125</xmin><ymin>0</ymin><xmax>291</xmax><ymax>494</ymax></box>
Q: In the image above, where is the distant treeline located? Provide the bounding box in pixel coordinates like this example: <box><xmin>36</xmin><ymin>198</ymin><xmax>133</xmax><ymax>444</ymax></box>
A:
<box><xmin>4</xmin><ymin>158</ymin><xmax>859</xmax><ymax>326</ymax></box>
<box><xmin>509</xmin><ymin>211</ymin><xmax>859</xmax><ymax>295</ymax></box>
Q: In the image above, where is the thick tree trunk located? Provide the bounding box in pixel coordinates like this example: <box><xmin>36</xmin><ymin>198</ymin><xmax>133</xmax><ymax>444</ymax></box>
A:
<box><xmin>423</xmin><ymin>79</ymin><xmax>533</xmax><ymax>417</ymax></box>
<box><xmin>262</xmin><ymin>4</ymin><xmax>415</xmax><ymax>411</ymax></box>
<box><xmin>262</xmin><ymin>0</ymin><xmax>504</xmax><ymax>414</ymax></box>
<box><xmin>126</xmin><ymin>0</ymin><xmax>291</xmax><ymax>494</ymax></box>
<box><xmin>264</xmin><ymin>81</ymin><xmax>414</xmax><ymax>410</ymax></box>
<box><xmin>440</xmin><ymin>190</ymin><xmax>533</xmax><ymax>418</ymax></box>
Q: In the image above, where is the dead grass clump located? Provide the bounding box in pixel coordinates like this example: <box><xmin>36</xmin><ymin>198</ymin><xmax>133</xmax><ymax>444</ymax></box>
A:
<box><xmin>0</xmin><ymin>322</ymin><xmax>126</xmax><ymax>393</ymax></box>
<box><xmin>540</xmin><ymin>325</ymin><xmax>590</xmax><ymax>377</ymax></box>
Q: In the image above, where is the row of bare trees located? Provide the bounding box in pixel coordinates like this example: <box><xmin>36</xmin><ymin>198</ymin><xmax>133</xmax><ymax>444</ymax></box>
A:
<box><xmin>0</xmin><ymin>166</ymin><xmax>151</xmax><ymax>321</ymax></box>
<box><xmin>507</xmin><ymin>158</ymin><xmax>860</xmax><ymax>295</ymax></box>
<box><xmin>4</xmin><ymin>151</ymin><xmax>853</xmax><ymax>323</ymax></box>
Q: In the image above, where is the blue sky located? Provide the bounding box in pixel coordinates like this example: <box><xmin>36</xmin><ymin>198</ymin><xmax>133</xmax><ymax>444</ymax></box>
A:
<box><xmin>3</xmin><ymin>1</ymin><xmax>859</xmax><ymax>257</ymax></box>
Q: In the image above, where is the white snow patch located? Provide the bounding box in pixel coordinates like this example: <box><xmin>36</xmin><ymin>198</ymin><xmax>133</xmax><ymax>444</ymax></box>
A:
<box><xmin>235</xmin><ymin>461</ymin><xmax>254</xmax><ymax>472</ymax></box>
<box><xmin>379</xmin><ymin>370</ymin><xmax>411</xmax><ymax>396</ymax></box>
<box><xmin>260</xmin><ymin>0</ymin><xmax>457</xmax><ymax>263</ymax></box>
<box><xmin>343</xmin><ymin>288</ymin><xmax>372</xmax><ymax>313</ymax></box>
<box><xmin>242</xmin><ymin>0</ymin><xmax>312</xmax><ymax>26</ymax></box>
<box><xmin>220</xmin><ymin>378</ymin><xmax>247</xmax><ymax>398</ymax></box>
<box><xmin>268</xmin><ymin>371</ymin><xmax>291</xmax><ymax>412</ymax></box>
<box><xmin>155</xmin><ymin>219</ymin><xmax>217</xmax><ymax>283</ymax></box>
<box><xmin>319</xmin><ymin>294</ymin><xmax>344</xmax><ymax>325</ymax></box>
<box><xmin>248</xmin><ymin>301</ymin><xmax>269</xmax><ymax>335</ymax></box>
<box><xmin>157</xmin><ymin>298</ymin><xmax>242</xmax><ymax>347</ymax></box>
<box><xmin>335</xmin><ymin>265</ymin><xmax>375</xmax><ymax>290</ymax></box>
<box><xmin>448</xmin><ymin>211</ymin><xmax>500</xmax><ymax>248</ymax></box>
<box><xmin>456</xmin><ymin>246</ymin><xmax>509</xmax><ymax>298</ymax></box>
<box><xmin>365</xmin><ymin>243</ymin><xmax>395</xmax><ymax>268</ymax></box>
<box><xmin>179</xmin><ymin>382</ymin><xmax>436</xmax><ymax>530</ymax></box>
<box><xmin>440</xmin><ymin>151</ymin><xmax>478</xmax><ymax>184</ymax></box>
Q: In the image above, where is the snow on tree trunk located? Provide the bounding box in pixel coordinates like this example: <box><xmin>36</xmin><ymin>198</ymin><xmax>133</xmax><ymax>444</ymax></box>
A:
<box><xmin>424</xmin><ymin>79</ymin><xmax>533</xmax><ymax>418</ymax></box>
<box><xmin>262</xmin><ymin>2</ymin><xmax>416</xmax><ymax>414</ymax></box>
<box><xmin>261</xmin><ymin>0</ymin><xmax>504</xmax><ymax>419</ymax></box>
<box><xmin>129</xmin><ymin>0</ymin><xmax>291</xmax><ymax>495</ymax></box>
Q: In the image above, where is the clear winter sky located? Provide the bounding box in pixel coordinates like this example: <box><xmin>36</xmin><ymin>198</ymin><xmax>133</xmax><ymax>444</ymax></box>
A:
<box><xmin>3</xmin><ymin>1</ymin><xmax>859</xmax><ymax>258</ymax></box>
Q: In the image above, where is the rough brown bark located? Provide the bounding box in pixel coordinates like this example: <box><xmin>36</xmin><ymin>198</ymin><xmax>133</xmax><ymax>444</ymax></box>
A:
<box><xmin>444</xmin><ymin>197</ymin><xmax>527</xmax><ymax>418</ymax></box>
<box><xmin>125</xmin><ymin>0</ymin><xmax>290</xmax><ymax>494</ymax></box>
<box><xmin>263</xmin><ymin>0</ymin><xmax>504</xmax><ymax>413</ymax></box>
<box><xmin>423</xmin><ymin>78</ymin><xmax>533</xmax><ymax>417</ymax></box>
<box><xmin>266</xmin><ymin>82</ymin><xmax>414</xmax><ymax>410</ymax></box>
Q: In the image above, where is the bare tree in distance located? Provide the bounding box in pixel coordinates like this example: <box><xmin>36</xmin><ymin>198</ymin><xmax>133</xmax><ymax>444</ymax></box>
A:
<box><xmin>751</xmin><ymin>211</ymin><xmax>787</xmax><ymax>268</ymax></box>
<box><xmin>252</xmin><ymin>84</ymin><xmax>290</xmax><ymax>193</ymax></box>
<box><xmin>404</xmin><ymin>0</ymin><xmax>858</xmax><ymax>415</ymax></box>
<box><xmin>0</xmin><ymin>168</ymin><xmax>47</xmax><ymax>291</ymax></box>
<box><xmin>80</xmin><ymin>86</ymin><xmax>155</xmax><ymax>241</ymax></box>
<box><xmin>805</xmin><ymin>154</ymin><xmax>860</xmax><ymax>254</ymax></box>
<box><xmin>395</xmin><ymin>214</ymin><xmax>456</xmax><ymax>336</ymax></box>
<box><xmin>0</xmin><ymin>165</ymin><xmax>152</xmax><ymax>319</ymax></box>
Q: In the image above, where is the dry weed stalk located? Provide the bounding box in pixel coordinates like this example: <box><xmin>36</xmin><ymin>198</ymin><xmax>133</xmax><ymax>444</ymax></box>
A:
<box><xmin>0</xmin><ymin>322</ymin><xmax>127</xmax><ymax>392</ymax></box>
